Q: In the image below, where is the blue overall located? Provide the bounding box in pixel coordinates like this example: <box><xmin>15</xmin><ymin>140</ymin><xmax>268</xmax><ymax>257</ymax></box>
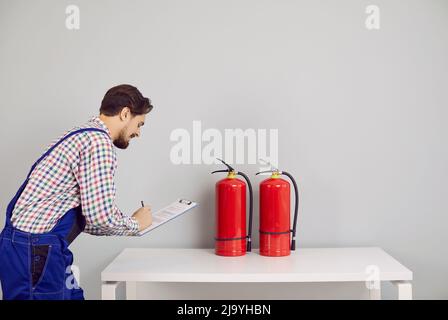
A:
<box><xmin>0</xmin><ymin>128</ymin><xmax>108</xmax><ymax>300</ymax></box>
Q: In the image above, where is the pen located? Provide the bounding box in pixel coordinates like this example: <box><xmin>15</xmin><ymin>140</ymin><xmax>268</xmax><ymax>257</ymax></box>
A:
<box><xmin>141</xmin><ymin>201</ymin><xmax>144</xmax><ymax>207</ymax></box>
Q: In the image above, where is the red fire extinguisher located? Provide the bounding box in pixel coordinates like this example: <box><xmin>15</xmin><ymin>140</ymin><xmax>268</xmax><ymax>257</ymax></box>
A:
<box><xmin>256</xmin><ymin>163</ymin><xmax>299</xmax><ymax>257</ymax></box>
<box><xmin>212</xmin><ymin>159</ymin><xmax>253</xmax><ymax>256</ymax></box>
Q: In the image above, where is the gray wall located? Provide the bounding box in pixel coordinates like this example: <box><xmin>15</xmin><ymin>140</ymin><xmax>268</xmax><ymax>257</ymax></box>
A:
<box><xmin>1</xmin><ymin>0</ymin><xmax>447</xmax><ymax>299</ymax></box>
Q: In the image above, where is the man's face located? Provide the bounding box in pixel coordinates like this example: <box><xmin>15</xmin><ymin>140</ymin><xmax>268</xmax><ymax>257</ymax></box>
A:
<box><xmin>114</xmin><ymin>114</ymin><xmax>146</xmax><ymax>149</ymax></box>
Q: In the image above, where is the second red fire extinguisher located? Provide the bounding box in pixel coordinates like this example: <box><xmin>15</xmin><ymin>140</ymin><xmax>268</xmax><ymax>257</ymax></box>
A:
<box><xmin>256</xmin><ymin>164</ymin><xmax>299</xmax><ymax>257</ymax></box>
<box><xmin>212</xmin><ymin>159</ymin><xmax>253</xmax><ymax>256</ymax></box>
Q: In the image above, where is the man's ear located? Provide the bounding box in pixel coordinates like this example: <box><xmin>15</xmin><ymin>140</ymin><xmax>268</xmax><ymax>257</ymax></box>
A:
<box><xmin>119</xmin><ymin>107</ymin><xmax>131</xmax><ymax>121</ymax></box>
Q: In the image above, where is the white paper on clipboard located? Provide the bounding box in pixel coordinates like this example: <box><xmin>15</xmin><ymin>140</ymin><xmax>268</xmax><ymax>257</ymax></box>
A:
<box><xmin>138</xmin><ymin>198</ymin><xmax>198</xmax><ymax>236</ymax></box>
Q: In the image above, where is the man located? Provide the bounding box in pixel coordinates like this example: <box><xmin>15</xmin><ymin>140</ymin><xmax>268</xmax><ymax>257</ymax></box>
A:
<box><xmin>0</xmin><ymin>84</ymin><xmax>153</xmax><ymax>300</ymax></box>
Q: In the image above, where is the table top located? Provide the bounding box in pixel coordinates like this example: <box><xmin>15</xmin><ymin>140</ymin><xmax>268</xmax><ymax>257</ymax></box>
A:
<box><xmin>101</xmin><ymin>247</ymin><xmax>412</xmax><ymax>283</ymax></box>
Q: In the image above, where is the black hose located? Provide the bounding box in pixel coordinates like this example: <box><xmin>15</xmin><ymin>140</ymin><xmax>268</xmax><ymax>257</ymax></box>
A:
<box><xmin>282</xmin><ymin>171</ymin><xmax>299</xmax><ymax>250</ymax></box>
<box><xmin>237</xmin><ymin>171</ymin><xmax>253</xmax><ymax>252</ymax></box>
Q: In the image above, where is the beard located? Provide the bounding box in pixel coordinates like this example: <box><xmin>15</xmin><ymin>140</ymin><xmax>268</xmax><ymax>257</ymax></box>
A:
<box><xmin>113</xmin><ymin>128</ymin><xmax>137</xmax><ymax>149</ymax></box>
<box><xmin>113</xmin><ymin>129</ymin><xmax>130</xmax><ymax>149</ymax></box>
<box><xmin>113</xmin><ymin>135</ymin><xmax>129</xmax><ymax>149</ymax></box>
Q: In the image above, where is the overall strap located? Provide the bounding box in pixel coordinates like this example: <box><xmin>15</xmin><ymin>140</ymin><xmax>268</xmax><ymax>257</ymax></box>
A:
<box><xmin>5</xmin><ymin>128</ymin><xmax>108</xmax><ymax>224</ymax></box>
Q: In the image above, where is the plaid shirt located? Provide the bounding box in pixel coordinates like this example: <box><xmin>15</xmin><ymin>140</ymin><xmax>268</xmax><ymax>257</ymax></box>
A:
<box><xmin>10</xmin><ymin>116</ymin><xmax>140</xmax><ymax>236</ymax></box>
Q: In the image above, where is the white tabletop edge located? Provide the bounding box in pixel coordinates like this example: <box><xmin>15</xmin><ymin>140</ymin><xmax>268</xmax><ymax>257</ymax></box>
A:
<box><xmin>101</xmin><ymin>247</ymin><xmax>413</xmax><ymax>282</ymax></box>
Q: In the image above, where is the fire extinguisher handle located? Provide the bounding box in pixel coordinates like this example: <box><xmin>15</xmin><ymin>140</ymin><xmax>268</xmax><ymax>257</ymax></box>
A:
<box><xmin>216</xmin><ymin>158</ymin><xmax>235</xmax><ymax>172</ymax></box>
<box><xmin>255</xmin><ymin>170</ymin><xmax>277</xmax><ymax>175</ymax></box>
<box><xmin>237</xmin><ymin>171</ymin><xmax>253</xmax><ymax>252</ymax></box>
<box><xmin>211</xmin><ymin>169</ymin><xmax>229</xmax><ymax>174</ymax></box>
<box><xmin>281</xmin><ymin>171</ymin><xmax>299</xmax><ymax>251</ymax></box>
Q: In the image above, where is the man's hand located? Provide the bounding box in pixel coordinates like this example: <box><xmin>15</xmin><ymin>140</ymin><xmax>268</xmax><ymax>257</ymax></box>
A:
<box><xmin>132</xmin><ymin>206</ymin><xmax>152</xmax><ymax>231</ymax></box>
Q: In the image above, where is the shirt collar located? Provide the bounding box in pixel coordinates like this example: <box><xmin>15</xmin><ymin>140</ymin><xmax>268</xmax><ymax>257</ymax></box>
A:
<box><xmin>89</xmin><ymin>116</ymin><xmax>113</xmax><ymax>140</ymax></box>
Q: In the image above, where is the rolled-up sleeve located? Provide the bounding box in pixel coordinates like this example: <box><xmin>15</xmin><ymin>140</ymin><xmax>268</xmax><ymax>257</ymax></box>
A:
<box><xmin>73</xmin><ymin>133</ymin><xmax>139</xmax><ymax>236</ymax></box>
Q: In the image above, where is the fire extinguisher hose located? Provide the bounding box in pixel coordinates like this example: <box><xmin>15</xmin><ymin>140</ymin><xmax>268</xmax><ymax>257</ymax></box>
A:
<box><xmin>237</xmin><ymin>171</ymin><xmax>253</xmax><ymax>252</ymax></box>
<box><xmin>281</xmin><ymin>171</ymin><xmax>299</xmax><ymax>251</ymax></box>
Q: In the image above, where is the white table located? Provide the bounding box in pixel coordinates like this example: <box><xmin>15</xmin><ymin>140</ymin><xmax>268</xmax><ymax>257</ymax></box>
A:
<box><xmin>101</xmin><ymin>247</ymin><xmax>413</xmax><ymax>300</ymax></box>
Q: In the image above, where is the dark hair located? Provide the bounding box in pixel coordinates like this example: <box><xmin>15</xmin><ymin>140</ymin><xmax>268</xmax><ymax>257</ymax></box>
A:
<box><xmin>100</xmin><ymin>84</ymin><xmax>153</xmax><ymax>116</ymax></box>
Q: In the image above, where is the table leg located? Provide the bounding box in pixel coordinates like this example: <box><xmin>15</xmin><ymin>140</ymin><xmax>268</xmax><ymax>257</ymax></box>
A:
<box><xmin>391</xmin><ymin>281</ymin><xmax>412</xmax><ymax>300</ymax></box>
<box><xmin>102</xmin><ymin>281</ymin><xmax>121</xmax><ymax>300</ymax></box>
<box><xmin>126</xmin><ymin>281</ymin><xmax>138</xmax><ymax>300</ymax></box>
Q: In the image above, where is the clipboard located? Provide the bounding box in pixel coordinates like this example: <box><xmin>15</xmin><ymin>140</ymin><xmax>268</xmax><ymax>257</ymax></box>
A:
<box><xmin>138</xmin><ymin>198</ymin><xmax>198</xmax><ymax>236</ymax></box>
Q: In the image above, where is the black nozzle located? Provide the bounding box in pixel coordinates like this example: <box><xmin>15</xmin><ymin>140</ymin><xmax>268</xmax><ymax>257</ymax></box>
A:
<box><xmin>291</xmin><ymin>239</ymin><xmax>296</xmax><ymax>251</ymax></box>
